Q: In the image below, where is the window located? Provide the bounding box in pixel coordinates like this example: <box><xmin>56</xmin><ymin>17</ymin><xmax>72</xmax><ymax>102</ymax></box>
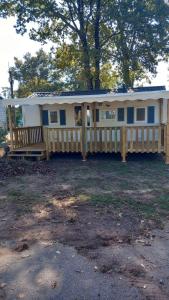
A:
<box><xmin>74</xmin><ymin>106</ymin><xmax>82</xmax><ymax>126</ymax></box>
<box><xmin>101</xmin><ymin>110</ymin><xmax>116</xmax><ymax>120</ymax></box>
<box><xmin>127</xmin><ymin>107</ymin><xmax>134</xmax><ymax>124</ymax></box>
<box><xmin>60</xmin><ymin>110</ymin><xmax>66</xmax><ymax>125</ymax></box>
<box><xmin>50</xmin><ymin>111</ymin><xmax>58</xmax><ymax>123</ymax></box>
<box><xmin>136</xmin><ymin>108</ymin><xmax>145</xmax><ymax>122</ymax></box>
<box><xmin>87</xmin><ymin>106</ymin><xmax>91</xmax><ymax>126</ymax></box>
<box><xmin>117</xmin><ymin>108</ymin><xmax>124</xmax><ymax>122</ymax></box>
<box><xmin>92</xmin><ymin>109</ymin><xmax>100</xmax><ymax>123</ymax></box>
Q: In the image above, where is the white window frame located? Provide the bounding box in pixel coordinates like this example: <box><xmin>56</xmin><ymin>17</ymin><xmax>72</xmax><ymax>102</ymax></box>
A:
<box><xmin>49</xmin><ymin>110</ymin><xmax>58</xmax><ymax>124</ymax></box>
<box><xmin>135</xmin><ymin>107</ymin><xmax>147</xmax><ymax>123</ymax></box>
<box><xmin>101</xmin><ymin>109</ymin><xmax>116</xmax><ymax>120</ymax></box>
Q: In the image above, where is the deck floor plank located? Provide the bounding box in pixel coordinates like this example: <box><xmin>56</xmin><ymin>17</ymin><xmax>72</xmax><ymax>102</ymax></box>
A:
<box><xmin>12</xmin><ymin>143</ymin><xmax>45</xmax><ymax>152</ymax></box>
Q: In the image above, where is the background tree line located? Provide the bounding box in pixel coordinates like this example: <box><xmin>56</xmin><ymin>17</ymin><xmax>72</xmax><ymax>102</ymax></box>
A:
<box><xmin>1</xmin><ymin>0</ymin><xmax>169</xmax><ymax>95</ymax></box>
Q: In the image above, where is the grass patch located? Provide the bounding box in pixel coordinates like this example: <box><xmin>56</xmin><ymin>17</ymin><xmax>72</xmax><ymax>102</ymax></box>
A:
<box><xmin>89</xmin><ymin>194</ymin><xmax>157</xmax><ymax>218</ymax></box>
<box><xmin>155</xmin><ymin>195</ymin><xmax>169</xmax><ymax>211</ymax></box>
<box><xmin>7</xmin><ymin>189</ymin><xmax>43</xmax><ymax>215</ymax></box>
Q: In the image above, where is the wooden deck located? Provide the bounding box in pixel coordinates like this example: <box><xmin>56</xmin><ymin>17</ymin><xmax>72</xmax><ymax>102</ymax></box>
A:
<box><xmin>8</xmin><ymin>143</ymin><xmax>46</xmax><ymax>160</ymax></box>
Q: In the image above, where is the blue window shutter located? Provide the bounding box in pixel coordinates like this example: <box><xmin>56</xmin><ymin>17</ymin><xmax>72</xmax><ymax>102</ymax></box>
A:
<box><xmin>42</xmin><ymin>110</ymin><xmax>49</xmax><ymax>126</ymax></box>
<box><xmin>93</xmin><ymin>109</ymin><xmax>99</xmax><ymax>122</ymax></box>
<box><xmin>96</xmin><ymin>109</ymin><xmax>99</xmax><ymax>122</ymax></box>
<box><xmin>127</xmin><ymin>107</ymin><xmax>134</xmax><ymax>124</ymax></box>
<box><xmin>117</xmin><ymin>108</ymin><xmax>124</xmax><ymax>121</ymax></box>
<box><xmin>60</xmin><ymin>110</ymin><xmax>66</xmax><ymax>125</ymax></box>
<box><xmin>147</xmin><ymin>106</ymin><xmax>155</xmax><ymax>123</ymax></box>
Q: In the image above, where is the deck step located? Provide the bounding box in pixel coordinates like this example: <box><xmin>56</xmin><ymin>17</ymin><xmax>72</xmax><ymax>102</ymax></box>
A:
<box><xmin>8</xmin><ymin>153</ymin><xmax>45</xmax><ymax>157</ymax></box>
<box><xmin>8</xmin><ymin>151</ymin><xmax>46</xmax><ymax>160</ymax></box>
<box><xmin>10</xmin><ymin>151</ymin><xmax>46</xmax><ymax>154</ymax></box>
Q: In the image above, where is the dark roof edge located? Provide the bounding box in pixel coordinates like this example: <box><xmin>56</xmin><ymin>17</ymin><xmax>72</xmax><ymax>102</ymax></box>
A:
<box><xmin>31</xmin><ymin>86</ymin><xmax>166</xmax><ymax>98</ymax></box>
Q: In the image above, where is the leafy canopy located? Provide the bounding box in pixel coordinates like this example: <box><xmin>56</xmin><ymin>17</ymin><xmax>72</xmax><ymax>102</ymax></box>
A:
<box><xmin>12</xmin><ymin>47</ymin><xmax>118</xmax><ymax>97</ymax></box>
<box><xmin>1</xmin><ymin>0</ymin><xmax>169</xmax><ymax>89</ymax></box>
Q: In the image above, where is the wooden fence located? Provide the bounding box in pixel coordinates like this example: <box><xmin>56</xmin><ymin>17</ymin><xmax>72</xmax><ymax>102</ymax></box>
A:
<box><xmin>126</xmin><ymin>125</ymin><xmax>165</xmax><ymax>153</ymax></box>
<box><xmin>13</xmin><ymin>126</ymin><xmax>43</xmax><ymax>149</ymax></box>
<box><xmin>86</xmin><ymin>127</ymin><xmax>121</xmax><ymax>153</ymax></box>
<box><xmin>12</xmin><ymin>125</ymin><xmax>165</xmax><ymax>160</ymax></box>
<box><xmin>43</xmin><ymin>127</ymin><xmax>81</xmax><ymax>153</ymax></box>
<box><xmin>44</xmin><ymin>125</ymin><xmax>165</xmax><ymax>157</ymax></box>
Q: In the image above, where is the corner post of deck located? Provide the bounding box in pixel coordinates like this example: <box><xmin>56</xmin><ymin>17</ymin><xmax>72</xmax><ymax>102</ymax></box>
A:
<box><xmin>93</xmin><ymin>102</ymin><xmax>97</xmax><ymax>152</ymax></box>
<box><xmin>8</xmin><ymin>105</ymin><xmax>14</xmax><ymax>150</ymax></box>
<box><xmin>121</xmin><ymin>126</ymin><xmax>127</xmax><ymax>163</ymax></box>
<box><xmin>81</xmin><ymin>103</ymin><xmax>87</xmax><ymax>161</ymax></box>
<box><xmin>165</xmin><ymin>99</ymin><xmax>169</xmax><ymax>164</ymax></box>
<box><xmin>43</xmin><ymin>127</ymin><xmax>50</xmax><ymax>160</ymax></box>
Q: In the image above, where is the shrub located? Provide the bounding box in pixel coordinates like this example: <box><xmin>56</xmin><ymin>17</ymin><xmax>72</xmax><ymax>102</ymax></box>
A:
<box><xmin>0</xmin><ymin>128</ymin><xmax>7</xmax><ymax>145</ymax></box>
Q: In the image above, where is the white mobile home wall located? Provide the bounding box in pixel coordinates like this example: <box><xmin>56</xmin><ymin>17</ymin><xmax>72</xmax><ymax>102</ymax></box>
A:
<box><xmin>22</xmin><ymin>99</ymin><xmax>166</xmax><ymax>128</ymax></box>
<box><xmin>0</xmin><ymin>99</ymin><xmax>7</xmax><ymax>128</ymax></box>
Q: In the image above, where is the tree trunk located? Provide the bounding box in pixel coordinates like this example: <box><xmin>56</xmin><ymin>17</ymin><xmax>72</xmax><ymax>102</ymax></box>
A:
<box><xmin>94</xmin><ymin>0</ymin><xmax>101</xmax><ymax>90</ymax></box>
<box><xmin>122</xmin><ymin>60</ymin><xmax>133</xmax><ymax>88</ymax></box>
<box><xmin>78</xmin><ymin>1</ymin><xmax>93</xmax><ymax>90</ymax></box>
<box><xmin>81</xmin><ymin>38</ymin><xmax>93</xmax><ymax>90</ymax></box>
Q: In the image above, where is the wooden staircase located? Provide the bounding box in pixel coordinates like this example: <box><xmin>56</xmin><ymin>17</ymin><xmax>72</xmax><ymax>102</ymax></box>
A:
<box><xmin>8</xmin><ymin>143</ymin><xmax>46</xmax><ymax>161</ymax></box>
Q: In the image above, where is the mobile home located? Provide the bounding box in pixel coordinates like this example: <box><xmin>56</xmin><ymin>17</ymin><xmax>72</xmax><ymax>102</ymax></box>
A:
<box><xmin>3</xmin><ymin>87</ymin><xmax>169</xmax><ymax>162</ymax></box>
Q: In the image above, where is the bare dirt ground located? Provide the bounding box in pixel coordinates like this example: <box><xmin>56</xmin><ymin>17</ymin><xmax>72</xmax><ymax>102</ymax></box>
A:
<box><xmin>0</xmin><ymin>154</ymin><xmax>169</xmax><ymax>299</ymax></box>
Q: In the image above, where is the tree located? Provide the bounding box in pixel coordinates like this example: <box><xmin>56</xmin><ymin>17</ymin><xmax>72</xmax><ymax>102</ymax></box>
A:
<box><xmin>1</xmin><ymin>0</ymin><xmax>169</xmax><ymax>89</ymax></box>
<box><xmin>11</xmin><ymin>49</ymin><xmax>62</xmax><ymax>97</ymax></box>
<box><xmin>0</xmin><ymin>0</ymin><xmax>111</xmax><ymax>90</ymax></box>
<box><xmin>12</xmin><ymin>46</ymin><xmax>118</xmax><ymax>95</ymax></box>
<box><xmin>107</xmin><ymin>0</ymin><xmax>169</xmax><ymax>87</ymax></box>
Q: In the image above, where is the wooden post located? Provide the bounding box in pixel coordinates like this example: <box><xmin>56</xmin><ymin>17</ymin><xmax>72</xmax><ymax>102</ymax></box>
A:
<box><xmin>39</xmin><ymin>105</ymin><xmax>43</xmax><ymax>142</ymax></box>
<box><xmin>93</xmin><ymin>102</ymin><xmax>97</xmax><ymax>152</ymax></box>
<box><xmin>159</xmin><ymin>99</ymin><xmax>162</xmax><ymax>124</ymax></box>
<box><xmin>121</xmin><ymin>126</ymin><xmax>127</xmax><ymax>162</ymax></box>
<box><xmin>81</xmin><ymin>103</ymin><xmax>87</xmax><ymax>161</ymax></box>
<box><xmin>27</xmin><ymin>127</ymin><xmax>31</xmax><ymax>145</ymax></box>
<box><xmin>8</xmin><ymin>105</ymin><xmax>14</xmax><ymax>150</ymax></box>
<box><xmin>43</xmin><ymin>127</ymin><xmax>50</xmax><ymax>160</ymax></box>
<box><xmin>165</xmin><ymin>99</ymin><xmax>169</xmax><ymax>164</ymax></box>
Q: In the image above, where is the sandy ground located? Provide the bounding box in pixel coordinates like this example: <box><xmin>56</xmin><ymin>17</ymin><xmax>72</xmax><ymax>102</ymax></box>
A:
<box><xmin>0</xmin><ymin>242</ymin><xmax>141</xmax><ymax>300</ymax></box>
<box><xmin>0</xmin><ymin>223</ymin><xmax>169</xmax><ymax>299</ymax></box>
<box><xmin>0</xmin><ymin>156</ymin><xmax>169</xmax><ymax>299</ymax></box>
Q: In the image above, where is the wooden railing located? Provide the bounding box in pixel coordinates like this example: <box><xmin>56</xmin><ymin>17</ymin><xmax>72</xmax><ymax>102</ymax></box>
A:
<box><xmin>13</xmin><ymin>126</ymin><xmax>43</xmax><ymax>149</ymax></box>
<box><xmin>44</xmin><ymin>127</ymin><xmax>81</xmax><ymax>153</ymax></box>
<box><xmin>86</xmin><ymin>127</ymin><xmax>121</xmax><ymax>153</ymax></box>
<box><xmin>43</xmin><ymin>125</ymin><xmax>165</xmax><ymax>158</ymax></box>
<box><xmin>126</xmin><ymin>125</ymin><xmax>165</xmax><ymax>153</ymax></box>
<box><xmin>12</xmin><ymin>125</ymin><xmax>165</xmax><ymax>161</ymax></box>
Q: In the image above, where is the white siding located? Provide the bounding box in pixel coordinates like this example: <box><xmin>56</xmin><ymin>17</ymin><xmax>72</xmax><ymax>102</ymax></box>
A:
<box><xmin>22</xmin><ymin>105</ymin><xmax>41</xmax><ymax>126</ymax></box>
<box><xmin>0</xmin><ymin>100</ymin><xmax>7</xmax><ymax>128</ymax></box>
<box><xmin>43</xmin><ymin>104</ymin><xmax>75</xmax><ymax>127</ymax></box>
<box><xmin>43</xmin><ymin>99</ymin><xmax>160</xmax><ymax>128</ymax></box>
<box><xmin>21</xmin><ymin>99</ymin><xmax>162</xmax><ymax>128</ymax></box>
<box><xmin>162</xmin><ymin>98</ymin><xmax>168</xmax><ymax>124</ymax></box>
<box><xmin>95</xmin><ymin>100</ymin><xmax>159</xmax><ymax>127</ymax></box>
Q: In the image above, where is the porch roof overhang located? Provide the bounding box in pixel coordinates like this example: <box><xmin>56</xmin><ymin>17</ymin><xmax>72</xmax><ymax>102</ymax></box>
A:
<box><xmin>2</xmin><ymin>90</ymin><xmax>169</xmax><ymax>107</ymax></box>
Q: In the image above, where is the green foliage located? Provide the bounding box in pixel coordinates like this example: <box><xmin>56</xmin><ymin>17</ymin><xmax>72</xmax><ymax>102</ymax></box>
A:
<box><xmin>100</xmin><ymin>63</ymin><xmax>119</xmax><ymax>89</ymax></box>
<box><xmin>12</xmin><ymin>49</ymin><xmax>62</xmax><ymax>97</ymax></box>
<box><xmin>0</xmin><ymin>128</ymin><xmax>7</xmax><ymax>145</ymax></box>
<box><xmin>107</xmin><ymin>0</ymin><xmax>169</xmax><ymax>87</ymax></box>
<box><xmin>12</xmin><ymin>46</ymin><xmax>119</xmax><ymax>95</ymax></box>
<box><xmin>1</xmin><ymin>0</ymin><xmax>169</xmax><ymax>89</ymax></box>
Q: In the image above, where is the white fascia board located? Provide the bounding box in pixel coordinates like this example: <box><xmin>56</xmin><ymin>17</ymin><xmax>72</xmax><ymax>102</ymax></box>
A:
<box><xmin>2</xmin><ymin>90</ymin><xmax>169</xmax><ymax>107</ymax></box>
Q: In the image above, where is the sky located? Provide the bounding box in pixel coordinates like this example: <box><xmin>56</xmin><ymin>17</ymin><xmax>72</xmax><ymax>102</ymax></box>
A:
<box><xmin>0</xmin><ymin>17</ymin><xmax>169</xmax><ymax>93</ymax></box>
<box><xmin>0</xmin><ymin>17</ymin><xmax>51</xmax><ymax>92</ymax></box>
